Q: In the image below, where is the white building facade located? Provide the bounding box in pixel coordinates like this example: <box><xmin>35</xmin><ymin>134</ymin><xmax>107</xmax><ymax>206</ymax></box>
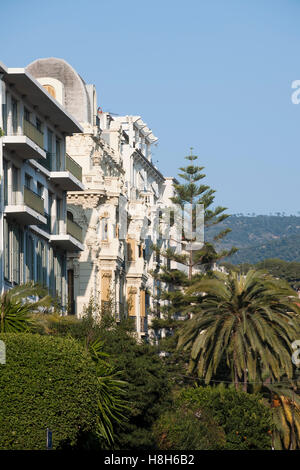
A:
<box><xmin>26</xmin><ymin>57</ymin><xmax>178</xmax><ymax>339</ymax></box>
<box><xmin>0</xmin><ymin>60</ymin><xmax>84</xmax><ymax>306</ymax></box>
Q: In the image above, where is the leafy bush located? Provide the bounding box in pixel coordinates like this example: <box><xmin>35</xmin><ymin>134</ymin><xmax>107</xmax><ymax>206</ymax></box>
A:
<box><xmin>37</xmin><ymin>309</ymin><xmax>171</xmax><ymax>450</ymax></box>
<box><xmin>0</xmin><ymin>333</ymin><xmax>100</xmax><ymax>450</ymax></box>
<box><xmin>90</xmin><ymin>316</ymin><xmax>171</xmax><ymax>450</ymax></box>
<box><xmin>153</xmin><ymin>403</ymin><xmax>225</xmax><ymax>450</ymax></box>
<box><xmin>178</xmin><ymin>385</ymin><xmax>272</xmax><ymax>450</ymax></box>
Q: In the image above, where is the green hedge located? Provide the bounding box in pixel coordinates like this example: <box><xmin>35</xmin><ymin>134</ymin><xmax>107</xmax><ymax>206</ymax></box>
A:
<box><xmin>0</xmin><ymin>333</ymin><xmax>99</xmax><ymax>450</ymax></box>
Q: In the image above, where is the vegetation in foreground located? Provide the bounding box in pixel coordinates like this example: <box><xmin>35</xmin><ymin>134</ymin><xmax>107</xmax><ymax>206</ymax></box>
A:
<box><xmin>1</xmin><ymin>153</ymin><xmax>300</xmax><ymax>450</ymax></box>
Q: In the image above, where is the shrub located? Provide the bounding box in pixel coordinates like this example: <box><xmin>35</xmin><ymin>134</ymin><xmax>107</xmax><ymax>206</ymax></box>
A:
<box><xmin>0</xmin><ymin>333</ymin><xmax>100</xmax><ymax>450</ymax></box>
<box><xmin>153</xmin><ymin>403</ymin><xmax>225</xmax><ymax>450</ymax></box>
<box><xmin>179</xmin><ymin>385</ymin><xmax>272</xmax><ymax>450</ymax></box>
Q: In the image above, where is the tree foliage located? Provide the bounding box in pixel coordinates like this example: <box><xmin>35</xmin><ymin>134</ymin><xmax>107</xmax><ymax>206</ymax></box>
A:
<box><xmin>33</xmin><ymin>302</ymin><xmax>171</xmax><ymax>450</ymax></box>
<box><xmin>178</xmin><ymin>269</ymin><xmax>300</xmax><ymax>389</ymax></box>
<box><xmin>151</xmin><ymin>150</ymin><xmax>237</xmax><ymax>356</ymax></box>
<box><xmin>0</xmin><ymin>282</ymin><xmax>54</xmax><ymax>333</ymax></box>
<box><xmin>153</xmin><ymin>400</ymin><xmax>225</xmax><ymax>450</ymax></box>
<box><xmin>177</xmin><ymin>385</ymin><xmax>272</xmax><ymax>450</ymax></box>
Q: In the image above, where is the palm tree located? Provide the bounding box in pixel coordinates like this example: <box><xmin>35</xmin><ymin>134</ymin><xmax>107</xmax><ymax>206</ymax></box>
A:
<box><xmin>0</xmin><ymin>282</ymin><xmax>53</xmax><ymax>333</ymax></box>
<box><xmin>266</xmin><ymin>382</ymin><xmax>300</xmax><ymax>450</ymax></box>
<box><xmin>86</xmin><ymin>337</ymin><xmax>128</xmax><ymax>448</ymax></box>
<box><xmin>177</xmin><ymin>269</ymin><xmax>300</xmax><ymax>390</ymax></box>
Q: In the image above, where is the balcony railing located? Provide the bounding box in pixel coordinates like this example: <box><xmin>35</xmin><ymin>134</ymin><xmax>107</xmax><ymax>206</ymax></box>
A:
<box><xmin>23</xmin><ymin>186</ymin><xmax>44</xmax><ymax>215</ymax></box>
<box><xmin>66</xmin><ymin>154</ymin><xmax>82</xmax><ymax>182</ymax></box>
<box><xmin>23</xmin><ymin>119</ymin><xmax>44</xmax><ymax>149</ymax></box>
<box><xmin>67</xmin><ymin>218</ymin><xmax>83</xmax><ymax>243</ymax></box>
<box><xmin>36</xmin><ymin>152</ymin><xmax>83</xmax><ymax>183</ymax></box>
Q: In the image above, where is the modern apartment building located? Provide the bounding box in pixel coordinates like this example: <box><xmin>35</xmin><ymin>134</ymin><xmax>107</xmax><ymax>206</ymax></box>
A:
<box><xmin>0</xmin><ymin>61</ymin><xmax>84</xmax><ymax>307</ymax></box>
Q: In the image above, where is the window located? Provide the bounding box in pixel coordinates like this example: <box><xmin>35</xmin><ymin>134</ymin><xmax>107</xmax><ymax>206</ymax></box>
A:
<box><xmin>55</xmin><ymin>254</ymin><xmax>64</xmax><ymax>301</ymax></box>
<box><xmin>4</xmin><ymin>219</ymin><xmax>10</xmax><ymax>281</ymax></box>
<box><xmin>56</xmin><ymin>198</ymin><xmax>62</xmax><ymax>234</ymax></box>
<box><xmin>24</xmin><ymin>107</ymin><xmax>30</xmax><ymax>122</ymax></box>
<box><xmin>25</xmin><ymin>173</ymin><xmax>32</xmax><ymax>190</ymax></box>
<box><xmin>140</xmin><ymin>290</ymin><xmax>146</xmax><ymax>317</ymax></box>
<box><xmin>42</xmin><ymin>243</ymin><xmax>47</xmax><ymax>286</ymax></box>
<box><xmin>12</xmin><ymin>165</ymin><xmax>19</xmax><ymax>204</ymax></box>
<box><xmin>36</xmin><ymin>118</ymin><xmax>42</xmax><ymax>133</ymax></box>
<box><xmin>101</xmin><ymin>271</ymin><xmax>112</xmax><ymax>308</ymax></box>
<box><xmin>101</xmin><ymin>218</ymin><xmax>109</xmax><ymax>241</ymax></box>
<box><xmin>47</xmin><ymin>129</ymin><xmax>53</xmax><ymax>154</ymax></box>
<box><xmin>2</xmin><ymin>92</ymin><xmax>7</xmax><ymax>135</ymax></box>
<box><xmin>127</xmin><ymin>238</ymin><xmax>136</xmax><ymax>261</ymax></box>
<box><xmin>56</xmin><ymin>139</ymin><xmax>61</xmax><ymax>170</ymax></box>
<box><xmin>11</xmin><ymin>98</ymin><xmax>18</xmax><ymax>134</ymax></box>
<box><xmin>25</xmin><ymin>234</ymin><xmax>34</xmax><ymax>282</ymax></box>
<box><xmin>12</xmin><ymin>226</ymin><xmax>22</xmax><ymax>284</ymax></box>
<box><xmin>43</xmin><ymin>84</ymin><xmax>56</xmax><ymax>99</ymax></box>
<box><xmin>36</xmin><ymin>240</ymin><xmax>42</xmax><ymax>283</ymax></box>
<box><xmin>67</xmin><ymin>269</ymin><xmax>75</xmax><ymax>315</ymax></box>
<box><xmin>49</xmin><ymin>248</ymin><xmax>55</xmax><ymax>296</ymax></box>
<box><xmin>3</xmin><ymin>221</ymin><xmax>23</xmax><ymax>284</ymax></box>
<box><xmin>37</xmin><ymin>182</ymin><xmax>43</xmax><ymax>198</ymax></box>
<box><xmin>48</xmin><ymin>191</ymin><xmax>53</xmax><ymax>215</ymax></box>
<box><xmin>3</xmin><ymin>159</ymin><xmax>8</xmax><ymax>205</ymax></box>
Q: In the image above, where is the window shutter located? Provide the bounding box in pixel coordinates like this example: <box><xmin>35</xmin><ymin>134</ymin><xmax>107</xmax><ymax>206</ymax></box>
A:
<box><xmin>127</xmin><ymin>287</ymin><xmax>137</xmax><ymax>316</ymax></box>
<box><xmin>101</xmin><ymin>271</ymin><xmax>112</xmax><ymax>302</ymax></box>
<box><xmin>127</xmin><ymin>238</ymin><xmax>136</xmax><ymax>261</ymax></box>
<box><xmin>140</xmin><ymin>290</ymin><xmax>146</xmax><ymax>317</ymax></box>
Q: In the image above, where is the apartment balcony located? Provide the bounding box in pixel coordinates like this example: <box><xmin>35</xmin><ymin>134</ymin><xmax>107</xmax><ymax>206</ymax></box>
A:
<box><xmin>38</xmin><ymin>153</ymin><xmax>84</xmax><ymax>191</ymax></box>
<box><xmin>2</xmin><ymin>119</ymin><xmax>46</xmax><ymax>161</ymax></box>
<box><xmin>50</xmin><ymin>218</ymin><xmax>84</xmax><ymax>252</ymax></box>
<box><xmin>4</xmin><ymin>186</ymin><xmax>46</xmax><ymax>225</ymax></box>
<box><xmin>67</xmin><ymin>218</ymin><xmax>83</xmax><ymax>243</ymax></box>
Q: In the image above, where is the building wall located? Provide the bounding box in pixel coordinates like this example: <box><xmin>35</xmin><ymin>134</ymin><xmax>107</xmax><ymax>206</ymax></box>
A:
<box><xmin>0</xmin><ymin>62</ymin><xmax>84</xmax><ymax>309</ymax></box>
<box><xmin>26</xmin><ymin>57</ymin><xmax>179</xmax><ymax>340</ymax></box>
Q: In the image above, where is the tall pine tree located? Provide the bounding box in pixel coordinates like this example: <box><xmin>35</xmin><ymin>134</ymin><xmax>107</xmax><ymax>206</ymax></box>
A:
<box><xmin>150</xmin><ymin>148</ymin><xmax>237</xmax><ymax>350</ymax></box>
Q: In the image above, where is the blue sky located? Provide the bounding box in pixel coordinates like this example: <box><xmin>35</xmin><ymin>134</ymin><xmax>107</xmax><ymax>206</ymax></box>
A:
<box><xmin>2</xmin><ymin>0</ymin><xmax>300</xmax><ymax>215</ymax></box>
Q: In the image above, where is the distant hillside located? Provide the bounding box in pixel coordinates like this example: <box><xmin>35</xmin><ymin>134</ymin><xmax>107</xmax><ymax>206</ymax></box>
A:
<box><xmin>205</xmin><ymin>215</ymin><xmax>300</xmax><ymax>264</ymax></box>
